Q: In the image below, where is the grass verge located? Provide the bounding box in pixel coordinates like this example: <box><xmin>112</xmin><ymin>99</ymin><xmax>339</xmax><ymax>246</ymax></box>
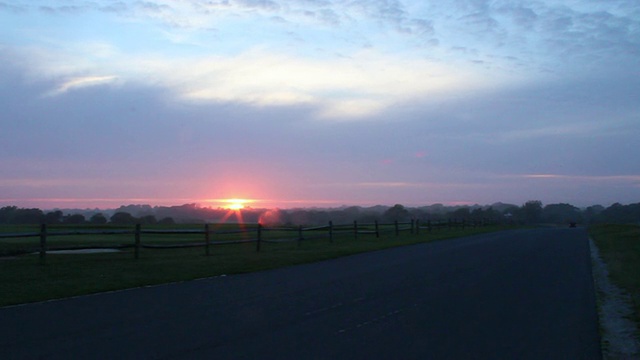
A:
<box><xmin>1</xmin><ymin>225</ymin><xmax>503</xmax><ymax>307</ymax></box>
<box><xmin>589</xmin><ymin>224</ymin><xmax>640</xmax><ymax>327</ymax></box>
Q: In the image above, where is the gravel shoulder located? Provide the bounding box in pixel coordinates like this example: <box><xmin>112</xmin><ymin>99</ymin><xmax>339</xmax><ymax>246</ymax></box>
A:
<box><xmin>589</xmin><ymin>238</ymin><xmax>640</xmax><ymax>359</ymax></box>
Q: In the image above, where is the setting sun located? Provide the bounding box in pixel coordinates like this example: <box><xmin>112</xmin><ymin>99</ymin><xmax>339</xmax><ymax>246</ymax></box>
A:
<box><xmin>223</xmin><ymin>198</ymin><xmax>250</xmax><ymax>211</ymax></box>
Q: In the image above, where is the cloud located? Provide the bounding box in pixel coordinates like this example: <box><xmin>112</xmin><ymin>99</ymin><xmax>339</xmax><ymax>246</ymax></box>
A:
<box><xmin>39</xmin><ymin>5</ymin><xmax>86</xmax><ymax>14</ymax></box>
<box><xmin>13</xmin><ymin>1</ymin><xmax>638</xmax><ymax>77</ymax></box>
<box><xmin>168</xmin><ymin>50</ymin><xmax>508</xmax><ymax>118</ymax></box>
<box><xmin>137</xmin><ymin>1</ymin><xmax>169</xmax><ymax>13</ymax></box>
<box><xmin>314</xmin><ymin>181</ymin><xmax>491</xmax><ymax>190</ymax></box>
<box><xmin>12</xmin><ymin>42</ymin><xmax>507</xmax><ymax>119</ymax></box>
<box><xmin>46</xmin><ymin>75</ymin><xmax>118</xmax><ymax>96</ymax></box>
<box><xmin>416</xmin><ymin>1</ymin><xmax>640</xmax><ymax>73</ymax></box>
<box><xmin>495</xmin><ymin>4</ymin><xmax>538</xmax><ymax>30</ymax></box>
<box><xmin>0</xmin><ymin>2</ymin><xmax>27</xmax><ymax>13</ymax></box>
<box><xmin>492</xmin><ymin>122</ymin><xmax>616</xmax><ymax>142</ymax></box>
<box><xmin>237</xmin><ymin>0</ymin><xmax>281</xmax><ymax>11</ymax></box>
<box><xmin>515</xmin><ymin>174</ymin><xmax>640</xmax><ymax>183</ymax></box>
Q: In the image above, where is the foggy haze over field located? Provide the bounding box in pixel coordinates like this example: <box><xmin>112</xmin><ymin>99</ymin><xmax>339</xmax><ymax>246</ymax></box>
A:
<box><xmin>1</xmin><ymin>1</ymin><xmax>639</xmax><ymax>210</ymax></box>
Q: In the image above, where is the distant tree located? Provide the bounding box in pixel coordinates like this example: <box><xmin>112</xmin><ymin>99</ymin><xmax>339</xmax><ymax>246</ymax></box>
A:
<box><xmin>483</xmin><ymin>207</ymin><xmax>504</xmax><ymax>223</ymax></box>
<box><xmin>89</xmin><ymin>213</ymin><xmax>108</xmax><ymax>225</ymax></box>
<box><xmin>0</xmin><ymin>206</ymin><xmax>18</xmax><ymax>224</ymax></box>
<box><xmin>449</xmin><ymin>207</ymin><xmax>471</xmax><ymax>220</ymax></box>
<box><xmin>3</xmin><ymin>207</ymin><xmax>45</xmax><ymax>224</ymax></box>
<box><xmin>307</xmin><ymin>210</ymin><xmax>330</xmax><ymax>225</ymax></box>
<box><xmin>286</xmin><ymin>209</ymin><xmax>310</xmax><ymax>226</ymax></box>
<box><xmin>542</xmin><ymin>203</ymin><xmax>581</xmax><ymax>224</ymax></box>
<box><xmin>408</xmin><ymin>208</ymin><xmax>428</xmax><ymax>221</ymax></box>
<box><xmin>110</xmin><ymin>212</ymin><xmax>137</xmax><ymax>225</ymax></box>
<box><xmin>44</xmin><ymin>210</ymin><xmax>63</xmax><ymax>224</ymax></box>
<box><xmin>583</xmin><ymin>205</ymin><xmax>605</xmax><ymax>224</ymax></box>
<box><xmin>157</xmin><ymin>217</ymin><xmax>175</xmax><ymax>225</ymax></box>
<box><xmin>383</xmin><ymin>204</ymin><xmax>410</xmax><ymax>222</ymax></box>
<box><xmin>502</xmin><ymin>205</ymin><xmax>520</xmax><ymax>216</ymax></box>
<box><xmin>596</xmin><ymin>203</ymin><xmax>622</xmax><ymax>223</ymax></box>
<box><xmin>599</xmin><ymin>202</ymin><xmax>640</xmax><ymax>223</ymax></box>
<box><xmin>521</xmin><ymin>200</ymin><xmax>543</xmax><ymax>224</ymax></box>
<box><xmin>115</xmin><ymin>204</ymin><xmax>154</xmax><ymax>218</ymax></box>
<box><xmin>139</xmin><ymin>215</ymin><xmax>158</xmax><ymax>225</ymax></box>
<box><xmin>342</xmin><ymin>206</ymin><xmax>361</xmax><ymax>221</ymax></box>
<box><xmin>359</xmin><ymin>211</ymin><xmax>379</xmax><ymax>224</ymax></box>
<box><xmin>469</xmin><ymin>207</ymin><xmax>485</xmax><ymax>220</ymax></box>
<box><xmin>63</xmin><ymin>214</ymin><xmax>86</xmax><ymax>224</ymax></box>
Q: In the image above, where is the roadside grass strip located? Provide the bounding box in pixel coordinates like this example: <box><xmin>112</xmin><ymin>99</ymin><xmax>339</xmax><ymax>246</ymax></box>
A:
<box><xmin>589</xmin><ymin>224</ymin><xmax>640</xmax><ymax>359</ymax></box>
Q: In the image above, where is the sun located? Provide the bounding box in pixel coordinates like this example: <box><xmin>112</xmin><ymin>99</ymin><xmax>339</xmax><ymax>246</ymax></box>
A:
<box><xmin>223</xmin><ymin>198</ymin><xmax>250</xmax><ymax>211</ymax></box>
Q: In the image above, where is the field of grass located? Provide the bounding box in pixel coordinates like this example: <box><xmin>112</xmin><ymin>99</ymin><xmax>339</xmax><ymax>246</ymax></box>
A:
<box><xmin>589</xmin><ymin>224</ymin><xmax>640</xmax><ymax>326</ymax></box>
<box><xmin>0</xmin><ymin>223</ymin><xmax>504</xmax><ymax>307</ymax></box>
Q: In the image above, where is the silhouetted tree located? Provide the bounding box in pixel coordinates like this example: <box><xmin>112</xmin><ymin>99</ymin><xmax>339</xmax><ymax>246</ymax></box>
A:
<box><xmin>2</xmin><ymin>207</ymin><xmax>45</xmax><ymax>224</ymax></box>
<box><xmin>110</xmin><ymin>212</ymin><xmax>137</xmax><ymax>225</ymax></box>
<box><xmin>599</xmin><ymin>202</ymin><xmax>640</xmax><ymax>223</ymax></box>
<box><xmin>286</xmin><ymin>209</ymin><xmax>310</xmax><ymax>226</ymax></box>
<box><xmin>158</xmin><ymin>217</ymin><xmax>175</xmax><ymax>225</ymax></box>
<box><xmin>583</xmin><ymin>205</ymin><xmax>605</xmax><ymax>224</ymax></box>
<box><xmin>63</xmin><ymin>214</ymin><xmax>86</xmax><ymax>224</ymax></box>
<box><xmin>139</xmin><ymin>215</ymin><xmax>158</xmax><ymax>225</ymax></box>
<box><xmin>502</xmin><ymin>205</ymin><xmax>520</xmax><ymax>217</ymax></box>
<box><xmin>542</xmin><ymin>203</ymin><xmax>581</xmax><ymax>224</ymax></box>
<box><xmin>450</xmin><ymin>207</ymin><xmax>471</xmax><ymax>220</ymax></box>
<box><xmin>44</xmin><ymin>210</ymin><xmax>63</xmax><ymax>224</ymax></box>
<box><xmin>0</xmin><ymin>206</ymin><xmax>17</xmax><ymax>224</ymax></box>
<box><xmin>89</xmin><ymin>213</ymin><xmax>108</xmax><ymax>224</ymax></box>
<box><xmin>521</xmin><ymin>200</ymin><xmax>543</xmax><ymax>224</ymax></box>
<box><xmin>383</xmin><ymin>204</ymin><xmax>410</xmax><ymax>222</ymax></box>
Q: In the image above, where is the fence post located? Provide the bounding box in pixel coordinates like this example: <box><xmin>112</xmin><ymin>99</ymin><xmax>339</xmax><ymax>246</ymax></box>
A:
<box><xmin>394</xmin><ymin>220</ymin><xmax>399</xmax><ymax>236</ymax></box>
<box><xmin>298</xmin><ymin>225</ymin><xmax>303</xmax><ymax>247</ymax></box>
<box><xmin>204</xmin><ymin>224</ymin><xmax>211</xmax><ymax>256</ymax></box>
<box><xmin>353</xmin><ymin>221</ymin><xmax>358</xmax><ymax>240</ymax></box>
<box><xmin>39</xmin><ymin>223</ymin><xmax>47</xmax><ymax>265</ymax></box>
<box><xmin>329</xmin><ymin>221</ymin><xmax>333</xmax><ymax>243</ymax></box>
<box><xmin>256</xmin><ymin>223</ymin><xmax>262</xmax><ymax>252</ymax></box>
<box><xmin>428</xmin><ymin>220</ymin><xmax>432</xmax><ymax>232</ymax></box>
<box><xmin>410</xmin><ymin>219</ymin><xmax>415</xmax><ymax>234</ymax></box>
<box><xmin>416</xmin><ymin>219</ymin><xmax>420</xmax><ymax>235</ymax></box>
<box><xmin>134</xmin><ymin>223</ymin><xmax>141</xmax><ymax>260</ymax></box>
<box><xmin>375</xmin><ymin>220</ymin><xmax>379</xmax><ymax>238</ymax></box>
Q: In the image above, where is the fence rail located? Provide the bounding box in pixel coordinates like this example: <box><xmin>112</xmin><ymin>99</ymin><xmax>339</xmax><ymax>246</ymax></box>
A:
<box><xmin>0</xmin><ymin>218</ymin><xmax>496</xmax><ymax>264</ymax></box>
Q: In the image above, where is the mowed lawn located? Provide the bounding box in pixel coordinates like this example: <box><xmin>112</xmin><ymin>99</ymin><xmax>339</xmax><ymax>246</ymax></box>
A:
<box><xmin>1</xmin><ymin>223</ymin><xmax>504</xmax><ymax>307</ymax></box>
<box><xmin>589</xmin><ymin>224</ymin><xmax>640</xmax><ymax>326</ymax></box>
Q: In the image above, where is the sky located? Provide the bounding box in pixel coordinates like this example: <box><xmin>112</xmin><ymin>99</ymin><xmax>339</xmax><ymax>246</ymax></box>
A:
<box><xmin>1</xmin><ymin>0</ymin><xmax>639</xmax><ymax>210</ymax></box>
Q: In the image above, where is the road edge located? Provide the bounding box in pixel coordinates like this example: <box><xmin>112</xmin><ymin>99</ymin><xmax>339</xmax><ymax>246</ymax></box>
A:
<box><xmin>589</xmin><ymin>237</ymin><xmax>640</xmax><ymax>359</ymax></box>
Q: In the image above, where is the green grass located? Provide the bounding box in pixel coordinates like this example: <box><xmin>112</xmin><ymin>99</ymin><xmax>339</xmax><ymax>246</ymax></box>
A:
<box><xmin>589</xmin><ymin>224</ymin><xmax>640</xmax><ymax>326</ymax></box>
<box><xmin>0</xmin><ymin>224</ymin><xmax>504</xmax><ymax>307</ymax></box>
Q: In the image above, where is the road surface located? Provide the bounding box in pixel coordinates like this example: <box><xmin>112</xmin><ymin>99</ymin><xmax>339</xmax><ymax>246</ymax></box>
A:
<box><xmin>1</xmin><ymin>228</ymin><xmax>601</xmax><ymax>359</ymax></box>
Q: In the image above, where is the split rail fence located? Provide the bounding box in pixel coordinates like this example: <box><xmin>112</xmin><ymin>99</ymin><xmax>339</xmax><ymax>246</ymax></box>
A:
<box><xmin>0</xmin><ymin>219</ymin><xmax>491</xmax><ymax>264</ymax></box>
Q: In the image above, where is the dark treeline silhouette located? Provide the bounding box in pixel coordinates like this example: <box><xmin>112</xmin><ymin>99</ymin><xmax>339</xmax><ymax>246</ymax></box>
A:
<box><xmin>1</xmin><ymin>201</ymin><xmax>639</xmax><ymax>226</ymax></box>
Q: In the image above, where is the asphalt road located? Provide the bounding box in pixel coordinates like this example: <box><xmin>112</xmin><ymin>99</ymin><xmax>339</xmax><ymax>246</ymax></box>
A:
<box><xmin>1</xmin><ymin>228</ymin><xmax>601</xmax><ymax>359</ymax></box>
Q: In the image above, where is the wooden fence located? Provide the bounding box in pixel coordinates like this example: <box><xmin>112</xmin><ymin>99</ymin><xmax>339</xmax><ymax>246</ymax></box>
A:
<box><xmin>0</xmin><ymin>218</ymin><xmax>492</xmax><ymax>264</ymax></box>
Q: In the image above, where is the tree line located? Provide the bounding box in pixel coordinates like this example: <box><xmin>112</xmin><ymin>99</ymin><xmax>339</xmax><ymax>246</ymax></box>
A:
<box><xmin>0</xmin><ymin>201</ymin><xmax>638</xmax><ymax>226</ymax></box>
<box><xmin>0</xmin><ymin>206</ymin><xmax>176</xmax><ymax>226</ymax></box>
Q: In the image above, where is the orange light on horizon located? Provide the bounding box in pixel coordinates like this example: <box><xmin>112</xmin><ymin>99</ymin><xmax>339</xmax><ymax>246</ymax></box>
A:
<box><xmin>222</xmin><ymin>198</ymin><xmax>251</xmax><ymax>210</ymax></box>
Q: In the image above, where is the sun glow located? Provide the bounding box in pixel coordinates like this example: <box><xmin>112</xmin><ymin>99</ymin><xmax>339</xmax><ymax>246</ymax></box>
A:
<box><xmin>223</xmin><ymin>198</ymin><xmax>250</xmax><ymax>210</ymax></box>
